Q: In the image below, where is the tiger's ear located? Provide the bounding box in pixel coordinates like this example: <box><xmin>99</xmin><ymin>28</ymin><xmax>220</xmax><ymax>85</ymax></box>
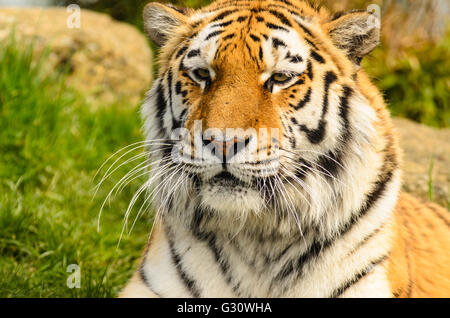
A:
<box><xmin>143</xmin><ymin>2</ymin><xmax>190</xmax><ymax>47</ymax></box>
<box><xmin>324</xmin><ymin>10</ymin><xmax>380</xmax><ymax>66</ymax></box>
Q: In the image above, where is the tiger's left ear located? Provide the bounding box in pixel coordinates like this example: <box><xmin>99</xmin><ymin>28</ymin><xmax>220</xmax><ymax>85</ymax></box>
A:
<box><xmin>324</xmin><ymin>10</ymin><xmax>380</xmax><ymax>66</ymax></box>
<box><xmin>143</xmin><ymin>2</ymin><xmax>191</xmax><ymax>47</ymax></box>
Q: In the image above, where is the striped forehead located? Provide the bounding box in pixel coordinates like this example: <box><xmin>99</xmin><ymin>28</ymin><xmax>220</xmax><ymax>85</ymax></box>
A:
<box><xmin>183</xmin><ymin>9</ymin><xmax>311</xmax><ymax>76</ymax></box>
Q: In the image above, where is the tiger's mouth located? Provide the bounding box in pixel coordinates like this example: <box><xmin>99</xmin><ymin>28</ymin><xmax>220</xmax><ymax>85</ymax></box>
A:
<box><xmin>207</xmin><ymin>171</ymin><xmax>247</xmax><ymax>187</ymax></box>
<box><xmin>195</xmin><ymin>168</ymin><xmax>278</xmax><ymax>214</ymax></box>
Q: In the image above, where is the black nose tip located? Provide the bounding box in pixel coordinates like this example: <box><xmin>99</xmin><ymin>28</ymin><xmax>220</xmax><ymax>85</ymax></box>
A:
<box><xmin>203</xmin><ymin>135</ymin><xmax>251</xmax><ymax>162</ymax></box>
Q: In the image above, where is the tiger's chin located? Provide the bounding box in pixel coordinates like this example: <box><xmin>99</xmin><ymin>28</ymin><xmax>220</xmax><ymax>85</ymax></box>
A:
<box><xmin>199</xmin><ymin>186</ymin><xmax>264</xmax><ymax>214</ymax></box>
<box><xmin>199</xmin><ymin>172</ymin><xmax>264</xmax><ymax>214</ymax></box>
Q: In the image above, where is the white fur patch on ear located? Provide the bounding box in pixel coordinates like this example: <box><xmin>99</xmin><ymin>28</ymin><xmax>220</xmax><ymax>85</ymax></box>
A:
<box><xmin>143</xmin><ymin>2</ymin><xmax>189</xmax><ymax>46</ymax></box>
<box><xmin>325</xmin><ymin>11</ymin><xmax>380</xmax><ymax>65</ymax></box>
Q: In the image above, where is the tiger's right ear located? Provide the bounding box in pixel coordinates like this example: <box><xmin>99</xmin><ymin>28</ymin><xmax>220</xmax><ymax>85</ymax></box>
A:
<box><xmin>143</xmin><ymin>2</ymin><xmax>190</xmax><ymax>47</ymax></box>
<box><xmin>324</xmin><ymin>9</ymin><xmax>380</xmax><ymax>67</ymax></box>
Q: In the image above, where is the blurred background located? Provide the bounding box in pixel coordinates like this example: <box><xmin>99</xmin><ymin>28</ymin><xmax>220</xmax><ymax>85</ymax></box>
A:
<box><xmin>0</xmin><ymin>0</ymin><xmax>448</xmax><ymax>297</ymax></box>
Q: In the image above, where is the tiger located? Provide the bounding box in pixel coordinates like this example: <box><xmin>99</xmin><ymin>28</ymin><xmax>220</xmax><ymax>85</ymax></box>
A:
<box><xmin>120</xmin><ymin>0</ymin><xmax>450</xmax><ymax>297</ymax></box>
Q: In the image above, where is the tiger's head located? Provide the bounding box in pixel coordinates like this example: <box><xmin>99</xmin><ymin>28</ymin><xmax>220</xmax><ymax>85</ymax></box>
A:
<box><xmin>142</xmin><ymin>0</ymin><xmax>387</xmax><ymax>229</ymax></box>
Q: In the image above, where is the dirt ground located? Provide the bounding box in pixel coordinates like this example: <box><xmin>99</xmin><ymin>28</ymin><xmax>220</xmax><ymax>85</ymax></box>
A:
<box><xmin>394</xmin><ymin>117</ymin><xmax>450</xmax><ymax>207</ymax></box>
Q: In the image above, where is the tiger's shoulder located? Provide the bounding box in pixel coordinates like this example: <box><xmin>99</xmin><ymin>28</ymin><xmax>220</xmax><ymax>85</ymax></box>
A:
<box><xmin>388</xmin><ymin>192</ymin><xmax>450</xmax><ymax>297</ymax></box>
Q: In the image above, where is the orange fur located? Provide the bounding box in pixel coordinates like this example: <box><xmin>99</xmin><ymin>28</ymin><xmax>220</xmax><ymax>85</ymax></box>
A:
<box><xmin>388</xmin><ymin>193</ymin><xmax>450</xmax><ymax>297</ymax></box>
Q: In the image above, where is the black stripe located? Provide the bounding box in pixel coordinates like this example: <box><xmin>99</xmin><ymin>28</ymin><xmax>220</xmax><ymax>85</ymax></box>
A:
<box><xmin>249</xmin><ymin>34</ymin><xmax>260</xmax><ymax>42</ymax></box>
<box><xmin>331</xmin><ymin>11</ymin><xmax>346</xmax><ymax>21</ymax></box>
<box><xmin>331</xmin><ymin>9</ymin><xmax>366</xmax><ymax>21</ymax></box>
<box><xmin>292</xmin><ymin>86</ymin><xmax>351</xmax><ymax>181</ymax></box>
<box><xmin>221</xmin><ymin>42</ymin><xmax>232</xmax><ymax>53</ymax></box>
<box><xmin>187</xmin><ymin>49</ymin><xmax>200</xmax><ymax>58</ymax></box>
<box><xmin>296</xmin><ymin>21</ymin><xmax>312</xmax><ymax>36</ymax></box>
<box><xmin>167</xmin><ymin>229</ymin><xmax>202</xmax><ymax>297</ymax></box>
<box><xmin>353</xmin><ymin>172</ymin><xmax>395</xmax><ymax>230</ymax></box>
<box><xmin>212</xmin><ymin>9</ymin><xmax>237</xmax><ymax>22</ymax></box>
<box><xmin>264</xmin><ymin>76</ymin><xmax>275</xmax><ymax>92</ymax></box>
<box><xmin>189</xmin><ymin>31</ymin><xmax>199</xmax><ymax>40</ymax></box>
<box><xmin>175</xmin><ymin>45</ymin><xmax>188</xmax><ymax>59</ymax></box>
<box><xmin>305</xmin><ymin>38</ymin><xmax>319</xmax><ymax>51</ymax></box>
<box><xmin>292</xmin><ymin>87</ymin><xmax>311</xmax><ymax>110</ymax></box>
<box><xmin>250</xmin><ymin>8</ymin><xmax>262</xmax><ymax>13</ymax></box>
<box><xmin>315</xmin><ymin>85</ymin><xmax>352</xmax><ymax>178</ymax></box>
<box><xmin>288</xmin><ymin>53</ymin><xmax>303</xmax><ymax>63</ymax></box>
<box><xmin>270</xmin><ymin>237</ymin><xmax>323</xmax><ymax>285</ymax></box>
<box><xmin>273</xmin><ymin>259</ymin><xmax>295</xmax><ymax>281</ymax></box>
<box><xmin>179</xmin><ymin>108</ymin><xmax>188</xmax><ymax>122</ymax></box>
<box><xmin>190</xmin><ymin>207</ymin><xmax>244</xmax><ymax>297</ymax></box>
<box><xmin>155</xmin><ymin>83</ymin><xmax>167</xmax><ymax>134</ymax></box>
<box><xmin>245</xmin><ymin>43</ymin><xmax>253</xmax><ymax>57</ymax></box>
<box><xmin>274</xmin><ymin>0</ymin><xmax>295</xmax><ymax>7</ymax></box>
<box><xmin>306</xmin><ymin>60</ymin><xmax>313</xmax><ymax>80</ymax></box>
<box><xmin>181</xmin><ymin>71</ymin><xmax>196</xmax><ymax>84</ymax></box>
<box><xmin>205</xmin><ymin>30</ymin><xmax>223</xmax><ymax>40</ymax></box>
<box><xmin>293</xmin><ymin>79</ymin><xmax>305</xmax><ymax>87</ymax></box>
<box><xmin>237</xmin><ymin>16</ymin><xmax>247</xmax><ymax>22</ymax></box>
<box><xmin>175</xmin><ymin>81</ymin><xmax>182</xmax><ymax>95</ymax></box>
<box><xmin>167</xmin><ymin>70</ymin><xmax>180</xmax><ymax>129</ymax></box>
<box><xmin>190</xmin><ymin>20</ymin><xmax>202</xmax><ymax>29</ymax></box>
<box><xmin>266</xmin><ymin>23</ymin><xmax>289</xmax><ymax>32</ymax></box>
<box><xmin>213</xmin><ymin>20</ymin><xmax>233</xmax><ymax>28</ymax></box>
<box><xmin>138</xmin><ymin>264</ymin><xmax>162</xmax><ymax>297</ymax></box>
<box><xmin>246</xmin><ymin>44</ymin><xmax>262</xmax><ymax>69</ymax></box>
<box><xmin>167</xmin><ymin>4</ymin><xmax>188</xmax><ymax>15</ymax></box>
<box><xmin>223</xmin><ymin>33</ymin><xmax>235</xmax><ymax>40</ymax></box>
<box><xmin>310</xmin><ymin>50</ymin><xmax>325</xmax><ymax>63</ymax></box>
<box><xmin>266</xmin><ymin>240</ymin><xmax>296</xmax><ymax>264</ymax></box>
<box><xmin>272</xmin><ymin>37</ymin><xmax>287</xmax><ymax>48</ymax></box>
<box><xmin>348</xmin><ymin>224</ymin><xmax>383</xmax><ymax>257</ymax></box>
<box><xmin>268</xmin><ymin>9</ymin><xmax>292</xmax><ymax>27</ymax></box>
<box><xmin>330</xmin><ymin>254</ymin><xmax>388</xmax><ymax>298</ymax></box>
<box><xmin>297</xmin><ymin>71</ymin><xmax>336</xmax><ymax>144</ymax></box>
<box><xmin>179</xmin><ymin>58</ymin><xmax>186</xmax><ymax>71</ymax></box>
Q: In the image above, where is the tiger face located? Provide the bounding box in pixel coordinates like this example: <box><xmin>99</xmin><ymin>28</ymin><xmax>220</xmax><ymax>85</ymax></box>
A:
<box><xmin>142</xmin><ymin>0</ymin><xmax>381</xmax><ymax>222</ymax></box>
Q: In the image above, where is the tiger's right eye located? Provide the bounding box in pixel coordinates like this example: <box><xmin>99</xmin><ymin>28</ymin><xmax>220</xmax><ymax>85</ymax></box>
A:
<box><xmin>271</xmin><ymin>73</ymin><xmax>291</xmax><ymax>84</ymax></box>
<box><xmin>193</xmin><ymin>68</ymin><xmax>211</xmax><ymax>81</ymax></box>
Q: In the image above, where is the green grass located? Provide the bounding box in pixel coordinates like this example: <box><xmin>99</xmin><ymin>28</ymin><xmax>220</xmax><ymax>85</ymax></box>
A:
<box><xmin>0</xmin><ymin>36</ymin><xmax>150</xmax><ymax>297</ymax></box>
<box><xmin>427</xmin><ymin>156</ymin><xmax>435</xmax><ymax>202</ymax></box>
<box><xmin>364</xmin><ymin>30</ymin><xmax>450</xmax><ymax>128</ymax></box>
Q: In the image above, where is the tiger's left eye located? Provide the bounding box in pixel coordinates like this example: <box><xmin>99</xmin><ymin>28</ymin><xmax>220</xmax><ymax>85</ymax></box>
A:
<box><xmin>193</xmin><ymin>68</ymin><xmax>210</xmax><ymax>81</ymax></box>
<box><xmin>271</xmin><ymin>73</ymin><xmax>291</xmax><ymax>83</ymax></box>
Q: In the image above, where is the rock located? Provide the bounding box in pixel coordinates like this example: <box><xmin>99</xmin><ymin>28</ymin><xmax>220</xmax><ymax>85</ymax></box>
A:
<box><xmin>0</xmin><ymin>7</ymin><xmax>152</xmax><ymax>105</ymax></box>
<box><xmin>393</xmin><ymin>117</ymin><xmax>450</xmax><ymax>207</ymax></box>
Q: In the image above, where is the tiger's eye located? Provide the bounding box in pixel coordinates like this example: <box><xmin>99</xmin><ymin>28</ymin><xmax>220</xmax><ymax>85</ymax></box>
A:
<box><xmin>272</xmin><ymin>73</ymin><xmax>290</xmax><ymax>83</ymax></box>
<box><xmin>194</xmin><ymin>68</ymin><xmax>210</xmax><ymax>80</ymax></box>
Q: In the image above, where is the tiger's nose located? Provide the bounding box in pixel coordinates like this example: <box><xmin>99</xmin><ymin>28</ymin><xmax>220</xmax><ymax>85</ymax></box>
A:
<box><xmin>202</xmin><ymin>135</ymin><xmax>251</xmax><ymax>163</ymax></box>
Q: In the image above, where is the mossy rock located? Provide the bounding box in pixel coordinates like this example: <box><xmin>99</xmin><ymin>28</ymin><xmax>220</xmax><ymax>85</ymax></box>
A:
<box><xmin>0</xmin><ymin>7</ymin><xmax>152</xmax><ymax>105</ymax></box>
